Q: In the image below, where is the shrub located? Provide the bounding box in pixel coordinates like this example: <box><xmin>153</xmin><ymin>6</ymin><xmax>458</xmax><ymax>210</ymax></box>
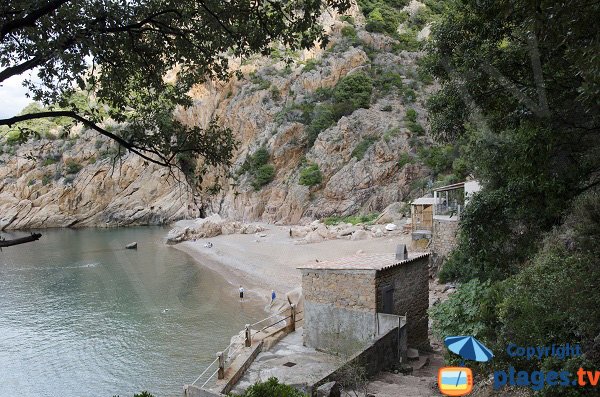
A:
<box><xmin>313</xmin><ymin>86</ymin><xmax>333</xmax><ymax>102</ymax></box>
<box><xmin>249</xmin><ymin>72</ymin><xmax>271</xmax><ymax>91</ymax></box>
<box><xmin>323</xmin><ymin>212</ymin><xmax>379</xmax><ymax>226</ymax></box>
<box><xmin>270</xmin><ymin>86</ymin><xmax>281</xmax><ymax>101</ymax></box>
<box><xmin>374</xmin><ymin>71</ymin><xmax>403</xmax><ymax>94</ymax></box>
<box><xmin>403</xmin><ymin>88</ymin><xmax>417</xmax><ymax>103</ymax></box>
<box><xmin>418</xmin><ymin>145</ymin><xmax>454</xmax><ymax>174</ymax></box>
<box><xmin>405</xmin><ymin>108</ymin><xmax>418</xmax><ymax>122</ymax></box>
<box><xmin>306</xmin><ymin>105</ymin><xmax>335</xmax><ymax>147</ymax></box>
<box><xmin>65</xmin><ymin>159</ymin><xmax>83</xmax><ymax>174</ymax></box>
<box><xmin>397</xmin><ymin>152</ymin><xmax>414</xmax><ymax>168</ymax></box>
<box><xmin>341</xmin><ymin>25</ymin><xmax>357</xmax><ymax>39</ymax></box>
<box><xmin>42</xmin><ymin>174</ymin><xmax>52</xmax><ymax>186</ymax></box>
<box><xmin>42</xmin><ymin>157</ymin><xmax>59</xmax><ymax>166</ymax></box>
<box><xmin>381</xmin><ymin>104</ymin><xmax>393</xmax><ymax>112</ymax></box>
<box><xmin>351</xmin><ymin>136</ymin><xmax>378</xmax><ymax>160</ymax></box>
<box><xmin>407</xmin><ymin>120</ymin><xmax>425</xmax><ymax>135</ymax></box>
<box><xmin>299</xmin><ymin>163</ymin><xmax>322</xmax><ymax>186</ymax></box>
<box><xmin>333</xmin><ymin>72</ymin><xmax>373</xmax><ymax>110</ymax></box>
<box><xmin>383</xmin><ymin>127</ymin><xmax>401</xmax><ymax>142</ymax></box>
<box><xmin>28</xmin><ymin>178</ymin><xmax>36</xmax><ymax>186</ymax></box>
<box><xmin>230</xmin><ymin>377</ymin><xmax>306</xmax><ymax>397</ymax></box>
<box><xmin>393</xmin><ymin>30</ymin><xmax>421</xmax><ymax>52</ymax></box>
<box><xmin>302</xmin><ymin>59</ymin><xmax>319</xmax><ymax>72</ymax></box>
<box><xmin>251</xmin><ymin>164</ymin><xmax>275</xmax><ymax>190</ymax></box>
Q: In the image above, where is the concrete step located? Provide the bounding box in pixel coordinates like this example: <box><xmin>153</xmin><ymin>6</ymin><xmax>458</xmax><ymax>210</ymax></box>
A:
<box><xmin>410</xmin><ymin>356</ymin><xmax>430</xmax><ymax>371</ymax></box>
<box><xmin>406</xmin><ymin>348</ymin><xmax>419</xmax><ymax>361</ymax></box>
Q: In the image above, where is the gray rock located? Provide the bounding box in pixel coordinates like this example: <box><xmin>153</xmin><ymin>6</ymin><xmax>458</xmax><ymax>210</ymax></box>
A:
<box><xmin>350</xmin><ymin>229</ymin><xmax>368</xmax><ymax>240</ymax></box>
<box><xmin>316</xmin><ymin>381</ymin><xmax>340</xmax><ymax>397</ymax></box>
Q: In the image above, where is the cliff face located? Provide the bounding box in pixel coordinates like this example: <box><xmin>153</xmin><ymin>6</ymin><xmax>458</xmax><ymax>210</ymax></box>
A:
<box><xmin>0</xmin><ymin>133</ymin><xmax>194</xmax><ymax>229</ymax></box>
<box><xmin>0</xmin><ymin>5</ymin><xmax>435</xmax><ymax>229</ymax></box>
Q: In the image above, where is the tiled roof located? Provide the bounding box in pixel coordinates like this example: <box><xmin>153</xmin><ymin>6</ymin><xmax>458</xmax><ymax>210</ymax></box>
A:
<box><xmin>297</xmin><ymin>252</ymin><xmax>429</xmax><ymax>271</ymax></box>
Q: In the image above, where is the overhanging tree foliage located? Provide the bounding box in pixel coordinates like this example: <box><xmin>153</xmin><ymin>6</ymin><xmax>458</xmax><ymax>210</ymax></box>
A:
<box><xmin>424</xmin><ymin>0</ymin><xmax>600</xmax><ymax>281</ymax></box>
<box><xmin>0</xmin><ymin>0</ymin><xmax>350</xmax><ymax>176</ymax></box>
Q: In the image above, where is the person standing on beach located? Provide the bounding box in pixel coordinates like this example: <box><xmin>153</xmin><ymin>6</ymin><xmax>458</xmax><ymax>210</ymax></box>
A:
<box><xmin>270</xmin><ymin>290</ymin><xmax>276</xmax><ymax>305</ymax></box>
<box><xmin>239</xmin><ymin>285</ymin><xmax>244</xmax><ymax>301</ymax></box>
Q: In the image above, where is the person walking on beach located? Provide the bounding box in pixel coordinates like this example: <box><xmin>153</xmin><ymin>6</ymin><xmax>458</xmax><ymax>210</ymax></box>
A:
<box><xmin>270</xmin><ymin>289</ymin><xmax>276</xmax><ymax>305</ymax></box>
<box><xmin>239</xmin><ymin>285</ymin><xmax>244</xmax><ymax>301</ymax></box>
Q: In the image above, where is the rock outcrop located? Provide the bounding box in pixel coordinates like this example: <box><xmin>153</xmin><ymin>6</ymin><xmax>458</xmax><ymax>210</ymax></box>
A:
<box><xmin>0</xmin><ymin>6</ymin><xmax>435</xmax><ymax>230</ymax></box>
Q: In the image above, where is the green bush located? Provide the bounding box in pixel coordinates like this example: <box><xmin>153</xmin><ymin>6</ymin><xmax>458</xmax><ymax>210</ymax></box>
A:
<box><xmin>299</xmin><ymin>163</ymin><xmax>322</xmax><ymax>186</ymax></box>
<box><xmin>351</xmin><ymin>136</ymin><xmax>378</xmax><ymax>160</ymax></box>
<box><xmin>418</xmin><ymin>145</ymin><xmax>454</xmax><ymax>174</ymax></box>
<box><xmin>43</xmin><ymin>157</ymin><xmax>59</xmax><ymax>166</ymax></box>
<box><xmin>323</xmin><ymin>212</ymin><xmax>379</xmax><ymax>226</ymax></box>
<box><xmin>381</xmin><ymin>104</ymin><xmax>393</xmax><ymax>112</ymax></box>
<box><xmin>374</xmin><ymin>71</ymin><xmax>403</xmax><ymax>94</ymax></box>
<box><xmin>397</xmin><ymin>152</ymin><xmax>414</xmax><ymax>168</ymax></box>
<box><xmin>407</xmin><ymin>120</ymin><xmax>425</xmax><ymax>135</ymax></box>
<box><xmin>251</xmin><ymin>164</ymin><xmax>275</xmax><ymax>190</ymax></box>
<box><xmin>306</xmin><ymin>105</ymin><xmax>336</xmax><ymax>147</ymax></box>
<box><xmin>229</xmin><ymin>377</ymin><xmax>306</xmax><ymax>397</ymax></box>
<box><xmin>341</xmin><ymin>25</ymin><xmax>357</xmax><ymax>39</ymax></box>
<box><xmin>42</xmin><ymin>174</ymin><xmax>52</xmax><ymax>186</ymax></box>
<box><xmin>393</xmin><ymin>30</ymin><xmax>421</xmax><ymax>52</ymax></box>
<box><xmin>383</xmin><ymin>127</ymin><xmax>401</xmax><ymax>142</ymax></box>
<box><xmin>403</xmin><ymin>88</ymin><xmax>417</xmax><ymax>103</ymax></box>
<box><xmin>405</xmin><ymin>108</ymin><xmax>417</xmax><ymax>122</ymax></box>
<box><xmin>28</xmin><ymin>178</ymin><xmax>36</xmax><ymax>186</ymax></box>
<box><xmin>302</xmin><ymin>59</ymin><xmax>320</xmax><ymax>72</ymax></box>
<box><xmin>239</xmin><ymin>147</ymin><xmax>276</xmax><ymax>190</ymax></box>
<box><xmin>333</xmin><ymin>72</ymin><xmax>373</xmax><ymax>110</ymax></box>
<box><xmin>270</xmin><ymin>86</ymin><xmax>281</xmax><ymax>101</ymax></box>
<box><xmin>65</xmin><ymin>159</ymin><xmax>83</xmax><ymax>174</ymax></box>
<box><xmin>249</xmin><ymin>72</ymin><xmax>271</xmax><ymax>91</ymax></box>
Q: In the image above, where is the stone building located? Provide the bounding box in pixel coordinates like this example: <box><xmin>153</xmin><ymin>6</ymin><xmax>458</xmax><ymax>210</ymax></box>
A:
<box><xmin>298</xmin><ymin>252</ymin><xmax>430</xmax><ymax>355</ymax></box>
<box><xmin>430</xmin><ymin>180</ymin><xmax>481</xmax><ymax>271</ymax></box>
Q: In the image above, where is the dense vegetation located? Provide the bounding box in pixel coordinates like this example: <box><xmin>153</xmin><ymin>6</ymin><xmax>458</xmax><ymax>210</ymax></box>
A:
<box><xmin>237</xmin><ymin>147</ymin><xmax>276</xmax><ymax>190</ymax></box>
<box><xmin>425</xmin><ymin>0</ymin><xmax>600</xmax><ymax>393</ymax></box>
<box><xmin>229</xmin><ymin>377</ymin><xmax>306</xmax><ymax>397</ymax></box>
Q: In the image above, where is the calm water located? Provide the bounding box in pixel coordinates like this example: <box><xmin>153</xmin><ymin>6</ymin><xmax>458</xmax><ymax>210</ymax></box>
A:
<box><xmin>0</xmin><ymin>227</ymin><xmax>265</xmax><ymax>397</ymax></box>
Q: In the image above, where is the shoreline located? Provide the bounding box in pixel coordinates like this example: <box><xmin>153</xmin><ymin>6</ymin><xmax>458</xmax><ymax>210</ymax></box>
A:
<box><xmin>171</xmin><ymin>223</ymin><xmax>411</xmax><ymax>311</ymax></box>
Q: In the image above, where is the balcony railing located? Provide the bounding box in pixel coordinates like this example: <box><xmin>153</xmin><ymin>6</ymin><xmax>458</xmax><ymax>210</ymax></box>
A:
<box><xmin>435</xmin><ymin>203</ymin><xmax>462</xmax><ymax>218</ymax></box>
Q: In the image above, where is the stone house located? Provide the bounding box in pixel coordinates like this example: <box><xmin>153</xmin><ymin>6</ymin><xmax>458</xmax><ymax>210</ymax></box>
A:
<box><xmin>298</xmin><ymin>252</ymin><xmax>430</xmax><ymax>355</ymax></box>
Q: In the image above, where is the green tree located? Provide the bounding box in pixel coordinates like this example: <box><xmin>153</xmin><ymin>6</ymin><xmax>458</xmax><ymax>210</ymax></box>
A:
<box><xmin>425</xmin><ymin>0</ymin><xmax>600</xmax><ymax>281</ymax></box>
<box><xmin>0</xmin><ymin>0</ymin><xmax>350</xmax><ymax>176</ymax></box>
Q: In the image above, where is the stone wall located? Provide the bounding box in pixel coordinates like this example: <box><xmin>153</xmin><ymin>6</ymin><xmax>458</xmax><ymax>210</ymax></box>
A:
<box><xmin>312</xmin><ymin>318</ymin><xmax>407</xmax><ymax>396</ymax></box>
<box><xmin>375</xmin><ymin>255</ymin><xmax>430</xmax><ymax>350</ymax></box>
<box><xmin>302</xmin><ymin>269</ymin><xmax>377</xmax><ymax>311</ymax></box>
<box><xmin>431</xmin><ymin>218</ymin><xmax>459</xmax><ymax>258</ymax></box>
<box><xmin>302</xmin><ymin>269</ymin><xmax>377</xmax><ymax>354</ymax></box>
<box><xmin>431</xmin><ymin>218</ymin><xmax>459</xmax><ymax>275</ymax></box>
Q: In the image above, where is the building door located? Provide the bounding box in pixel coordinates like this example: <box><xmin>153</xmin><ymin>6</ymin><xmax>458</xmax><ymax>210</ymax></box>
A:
<box><xmin>382</xmin><ymin>285</ymin><xmax>394</xmax><ymax>314</ymax></box>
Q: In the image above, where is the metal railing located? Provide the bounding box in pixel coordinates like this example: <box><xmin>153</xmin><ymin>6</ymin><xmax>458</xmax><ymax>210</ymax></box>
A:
<box><xmin>189</xmin><ymin>304</ymin><xmax>303</xmax><ymax>390</ymax></box>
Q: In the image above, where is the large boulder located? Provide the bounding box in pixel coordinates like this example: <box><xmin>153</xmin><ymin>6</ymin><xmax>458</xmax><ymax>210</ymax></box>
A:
<box><xmin>350</xmin><ymin>229</ymin><xmax>368</xmax><ymax>240</ymax></box>
<box><xmin>374</xmin><ymin>202</ymin><xmax>405</xmax><ymax>224</ymax></box>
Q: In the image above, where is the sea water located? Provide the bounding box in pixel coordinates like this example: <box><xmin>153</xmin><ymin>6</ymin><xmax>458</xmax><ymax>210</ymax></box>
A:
<box><xmin>0</xmin><ymin>227</ymin><xmax>264</xmax><ymax>397</ymax></box>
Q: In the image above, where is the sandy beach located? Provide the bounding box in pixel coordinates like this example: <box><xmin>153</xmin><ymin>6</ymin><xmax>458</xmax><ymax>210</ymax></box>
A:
<box><xmin>172</xmin><ymin>223</ymin><xmax>412</xmax><ymax>304</ymax></box>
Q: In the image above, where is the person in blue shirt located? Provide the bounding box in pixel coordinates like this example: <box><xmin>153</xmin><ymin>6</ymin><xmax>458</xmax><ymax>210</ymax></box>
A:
<box><xmin>271</xmin><ymin>290</ymin><xmax>276</xmax><ymax>305</ymax></box>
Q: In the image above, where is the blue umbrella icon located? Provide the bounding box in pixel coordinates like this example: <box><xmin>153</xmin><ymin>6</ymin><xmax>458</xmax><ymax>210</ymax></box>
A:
<box><xmin>444</xmin><ymin>335</ymin><xmax>494</xmax><ymax>362</ymax></box>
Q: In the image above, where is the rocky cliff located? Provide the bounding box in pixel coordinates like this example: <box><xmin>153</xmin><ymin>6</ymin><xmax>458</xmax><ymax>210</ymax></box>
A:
<box><xmin>0</xmin><ymin>2</ymin><xmax>437</xmax><ymax>229</ymax></box>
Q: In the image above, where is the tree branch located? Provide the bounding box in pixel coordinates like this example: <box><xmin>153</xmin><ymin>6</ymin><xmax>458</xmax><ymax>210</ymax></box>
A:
<box><xmin>0</xmin><ymin>233</ymin><xmax>42</xmax><ymax>248</ymax></box>
<box><xmin>1</xmin><ymin>0</ymin><xmax>71</xmax><ymax>40</ymax></box>
<box><xmin>0</xmin><ymin>110</ymin><xmax>172</xmax><ymax>167</ymax></box>
<box><xmin>0</xmin><ymin>55</ymin><xmax>45</xmax><ymax>83</ymax></box>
